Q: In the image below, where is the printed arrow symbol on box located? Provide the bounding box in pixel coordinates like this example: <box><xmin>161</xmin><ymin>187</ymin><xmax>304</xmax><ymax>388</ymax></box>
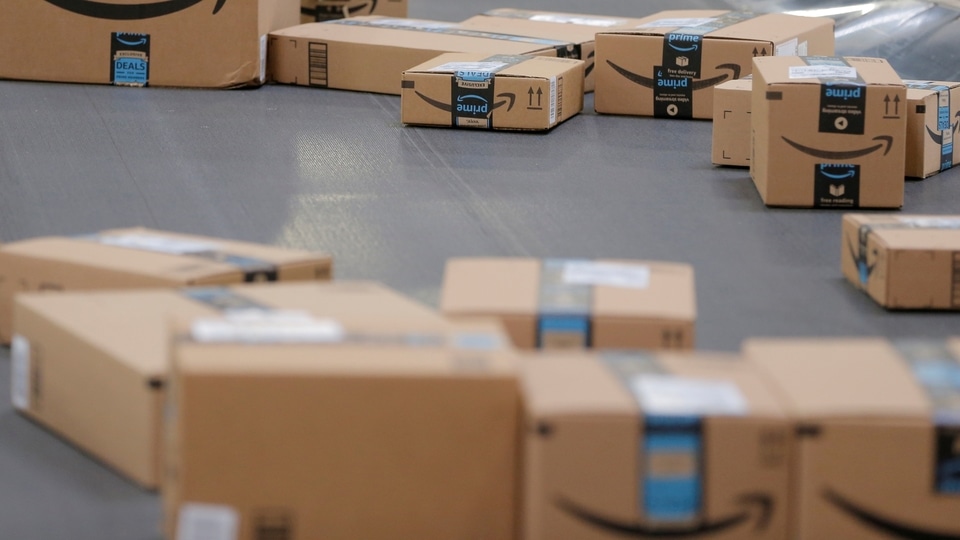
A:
<box><xmin>555</xmin><ymin>492</ymin><xmax>774</xmax><ymax>537</ymax></box>
<box><xmin>606</xmin><ymin>61</ymin><xmax>740</xmax><ymax>91</ymax></box>
<box><xmin>43</xmin><ymin>0</ymin><xmax>228</xmax><ymax>19</ymax></box>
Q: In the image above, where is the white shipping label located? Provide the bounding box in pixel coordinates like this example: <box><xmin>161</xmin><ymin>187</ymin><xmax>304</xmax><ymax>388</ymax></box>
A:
<box><xmin>428</xmin><ymin>61</ymin><xmax>507</xmax><ymax>73</ymax></box>
<box><xmin>177</xmin><ymin>503</ymin><xmax>239</xmax><ymax>540</ymax></box>
<box><xmin>631</xmin><ymin>375</ymin><xmax>749</xmax><ymax>416</ymax></box>
<box><xmin>562</xmin><ymin>261</ymin><xmax>651</xmax><ymax>289</ymax></box>
<box><xmin>549</xmin><ymin>76</ymin><xmax>558</xmax><ymax>125</ymax></box>
<box><xmin>637</xmin><ymin>17</ymin><xmax>717</xmax><ymax>28</ymax></box>
<box><xmin>898</xmin><ymin>217</ymin><xmax>960</xmax><ymax>228</ymax></box>
<box><xmin>369</xmin><ymin>18</ymin><xmax>455</xmax><ymax>29</ymax></box>
<box><xmin>775</xmin><ymin>38</ymin><xmax>798</xmax><ymax>56</ymax></box>
<box><xmin>259</xmin><ymin>34</ymin><xmax>267</xmax><ymax>83</ymax></box>
<box><xmin>191</xmin><ymin>310</ymin><xmax>345</xmax><ymax>344</ymax></box>
<box><xmin>530</xmin><ymin>14</ymin><xmax>627</xmax><ymax>27</ymax></box>
<box><xmin>11</xmin><ymin>334</ymin><xmax>30</xmax><ymax>411</ymax></box>
<box><xmin>797</xmin><ymin>40</ymin><xmax>809</xmax><ymax>56</ymax></box>
<box><xmin>789</xmin><ymin>65</ymin><xmax>858</xmax><ymax>79</ymax></box>
<box><xmin>95</xmin><ymin>233</ymin><xmax>219</xmax><ymax>255</ymax></box>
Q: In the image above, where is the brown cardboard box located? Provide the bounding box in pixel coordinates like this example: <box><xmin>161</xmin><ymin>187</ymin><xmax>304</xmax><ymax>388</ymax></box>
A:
<box><xmin>0</xmin><ymin>227</ymin><xmax>333</xmax><ymax>343</ymax></box>
<box><xmin>440</xmin><ymin>257</ymin><xmax>696</xmax><ymax>350</ymax></box>
<box><xmin>743</xmin><ymin>338</ymin><xmax>960</xmax><ymax>540</ymax></box>
<box><xmin>300</xmin><ymin>0</ymin><xmax>406</xmax><ymax>24</ymax></box>
<box><xmin>458</xmin><ymin>9</ymin><xmax>646</xmax><ymax>92</ymax></box>
<box><xmin>268</xmin><ymin>16</ymin><xmax>576</xmax><ymax>95</ymax></box>
<box><xmin>840</xmin><ymin>213</ymin><xmax>960</xmax><ymax>309</ymax></box>
<box><xmin>712</xmin><ymin>76</ymin><xmax>752</xmax><ymax>167</ymax></box>
<box><xmin>9</xmin><ymin>281</ymin><xmax>437</xmax><ymax>489</ymax></box>
<box><xmin>0</xmin><ymin>0</ymin><xmax>298</xmax><ymax>88</ymax></box>
<box><xmin>163</xmin><ymin>317</ymin><xmax>519</xmax><ymax>540</ymax></box>
<box><xmin>904</xmin><ymin>80</ymin><xmax>960</xmax><ymax>178</ymax></box>
<box><xmin>594</xmin><ymin>11</ymin><xmax>834</xmax><ymax>119</ymax></box>
<box><xmin>521</xmin><ymin>351</ymin><xmax>791</xmax><ymax>540</ymax></box>
<box><xmin>401</xmin><ymin>53</ymin><xmax>584</xmax><ymax>131</ymax></box>
<box><xmin>751</xmin><ymin>56</ymin><xmax>907</xmax><ymax>209</ymax></box>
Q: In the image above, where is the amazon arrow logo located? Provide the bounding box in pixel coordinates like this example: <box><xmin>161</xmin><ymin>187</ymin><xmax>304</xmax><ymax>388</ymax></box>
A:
<box><xmin>782</xmin><ymin>135</ymin><xmax>893</xmax><ymax>160</ymax></box>
<box><xmin>585</xmin><ymin>50</ymin><xmax>596</xmax><ymax>79</ymax></box>
<box><xmin>556</xmin><ymin>493</ymin><xmax>773</xmax><ymax>537</ymax></box>
<box><xmin>925</xmin><ymin>111</ymin><xmax>960</xmax><ymax>144</ymax></box>
<box><xmin>824</xmin><ymin>489</ymin><xmax>960</xmax><ymax>540</ymax></box>
<box><xmin>43</xmin><ymin>0</ymin><xmax>228</xmax><ymax>19</ymax></box>
<box><xmin>606</xmin><ymin>61</ymin><xmax>741</xmax><ymax>91</ymax></box>
<box><xmin>414</xmin><ymin>91</ymin><xmax>516</xmax><ymax>113</ymax></box>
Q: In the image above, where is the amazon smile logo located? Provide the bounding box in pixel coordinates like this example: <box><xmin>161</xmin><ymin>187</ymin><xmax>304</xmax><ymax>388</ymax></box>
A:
<box><xmin>414</xmin><ymin>91</ymin><xmax>516</xmax><ymax>114</ymax></box>
<box><xmin>606</xmin><ymin>61</ymin><xmax>741</xmax><ymax>91</ymax></box>
<box><xmin>824</xmin><ymin>489</ymin><xmax>960</xmax><ymax>540</ymax></box>
<box><xmin>925</xmin><ymin>111</ymin><xmax>960</xmax><ymax>145</ymax></box>
<box><xmin>44</xmin><ymin>0</ymin><xmax>228</xmax><ymax>19</ymax></box>
<box><xmin>782</xmin><ymin>135</ymin><xmax>893</xmax><ymax>160</ymax></box>
<box><xmin>556</xmin><ymin>493</ymin><xmax>773</xmax><ymax>537</ymax></box>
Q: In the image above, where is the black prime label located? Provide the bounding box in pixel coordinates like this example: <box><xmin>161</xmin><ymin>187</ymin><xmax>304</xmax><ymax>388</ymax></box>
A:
<box><xmin>936</xmin><ymin>426</ymin><xmax>960</xmax><ymax>495</ymax></box>
<box><xmin>814</xmin><ymin>163</ymin><xmax>860</xmax><ymax>208</ymax></box>
<box><xmin>653</xmin><ymin>66</ymin><xmax>692</xmax><ymax>118</ymax></box>
<box><xmin>659</xmin><ymin>12</ymin><xmax>755</xmax><ymax>80</ymax></box>
<box><xmin>110</xmin><ymin>33</ymin><xmax>149</xmax><ymax>87</ymax></box>
<box><xmin>820</xmin><ymin>83</ymin><xmax>867</xmax><ymax>135</ymax></box>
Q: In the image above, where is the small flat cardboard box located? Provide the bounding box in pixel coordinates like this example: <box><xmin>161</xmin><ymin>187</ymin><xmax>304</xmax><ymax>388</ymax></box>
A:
<box><xmin>268</xmin><ymin>16</ymin><xmax>577</xmax><ymax>95</ymax></box>
<box><xmin>521</xmin><ymin>351</ymin><xmax>791</xmax><ymax>540</ymax></box>
<box><xmin>10</xmin><ymin>281</ymin><xmax>438</xmax><ymax>489</ymax></box>
<box><xmin>712</xmin><ymin>76</ymin><xmax>752</xmax><ymax>167</ymax></box>
<box><xmin>440</xmin><ymin>257</ymin><xmax>696</xmax><ymax>350</ymax></box>
<box><xmin>751</xmin><ymin>56</ymin><xmax>907</xmax><ymax>209</ymax></box>
<box><xmin>458</xmin><ymin>9</ymin><xmax>646</xmax><ymax>92</ymax></box>
<box><xmin>594</xmin><ymin>11</ymin><xmax>834</xmax><ymax>119</ymax></box>
<box><xmin>300</xmin><ymin>0</ymin><xmax>406</xmax><ymax>24</ymax></box>
<box><xmin>743</xmin><ymin>338</ymin><xmax>960</xmax><ymax>540</ymax></box>
<box><xmin>0</xmin><ymin>0</ymin><xmax>298</xmax><ymax>88</ymax></box>
<box><xmin>841</xmin><ymin>213</ymin><xmax>960</xmax><ymax>309</ymax></box>
<box><xmin>401</xmin><ymin>53</ymin><xmax>584</xmax><ymax>131</ymax></box>
<box><xmin>904</xmin><ymin>80</ymin><xmax>960</xmax><ymax>178</ymax></box>
<box><xmin>164</xmin><ymin>317</ymin><xmax>519</xmax><ymax>540</ymax></box>
<box><xmin>0</xmin><ymin>227</ymin><xmax>333</xmax><ymax>343</ymax></box>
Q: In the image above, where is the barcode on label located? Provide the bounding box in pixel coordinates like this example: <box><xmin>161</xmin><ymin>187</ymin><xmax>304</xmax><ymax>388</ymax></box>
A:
<box><xmin>549</xmin><ymin>76</ymin><xmax>558</xmax><ymax>125</ymax></box>
<box><xmin>308</xmin><ymin>42</ymin><xmax>328</xmax><ymax>88</ymax></box>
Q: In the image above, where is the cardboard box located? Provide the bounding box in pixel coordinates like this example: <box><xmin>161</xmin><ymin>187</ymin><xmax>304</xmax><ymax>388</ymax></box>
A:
<box><xmin>0</xmin><ymin>0</ymin><xmax>298</xmax><ymax>88</ymax></box>
<box><xmin>164</xmin><ymin>317</ymin><xmax>519</xmax><ymax>540</ymax></box>
<box><xmin>841</xmin><ymin>213</ymin><xmax>960</xmax><ymax>309</ymax></box>
<box><xmin>0</xmin><ymin>227</ymin><xmax>333</xmax><ymax>343</ymax></box>
<box><xmin>904</xmin><ymin>80</ymin><xmax>960</xmax><ymax>178</ymax></box>
<box><xmin>268</xmin><ymin>16</ymin><xmax>577</xmax><ymax>95</ymax></box>
<box><xmin>300</xmin><ymin>0</ymin><xmax>406</xmax><ymax>24</ymax></box>
<box><xmin>594</xmin><ymin>11</ymin><xmax>834</xmax><ymax>119</ymax></box>
<box><xmin>751</xmin><ymin>56</ymin><xmax>907</xmax><ymax>209</ymax></box>
<box><xmin>743</xmin><ymin>338</ymin><xmax>960</xmax><ymax>540</ymax></box>
<box><xmin>440</xmin><ymin>257</ymin><xmax>696</xmax><ymax>350</ymax></box>
<box><xmin>712</xmin><ymin>76</ymin><xmax>752</xmax><ymax>167</ymax></box>
<box><xmin>401</xmin><ymin>53</ymin><xmax>584</xmax><ymax>131</ymax></box>
<box><xmin>9</xmin><ymin>281</ymin><xmax>438</xmax><ymax>489</ymax></box>
<box><xmin>458</xmin><ymin>9</ymin><xmax>645</xmax><ymax>92</ymax></box>
<box><xmin>521</xmin><ymin>350</ymin><xmax>791</xmax><ymax>540</ymax></box>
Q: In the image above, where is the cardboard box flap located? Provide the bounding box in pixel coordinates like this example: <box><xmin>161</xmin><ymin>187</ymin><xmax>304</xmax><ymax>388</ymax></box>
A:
<box><xmin>407</xmin><ymin>53</ymin><xmax>581</xmax><ymax>79</ymax></box>
<box><xmin>593</xmin><ymin>260</ymin><xmax>696</xmax><ymax>320</ymax></box>
<box><xmin>2</xmin><ymin>228</ymin><xmax>329</xmax><ymax>283</ymax></box>
<box><xmin>461</xmin><ymin>13</ymin><xmax>621</xmax><ymax>42</ymax></box>
<box><xmin>440</xmin><ymin>258</ymin><xmax>540</xmax><ymax>316</ymax></box>
<box><xmin>523</xmin><ymin>351</ymin><xmax>783</xmax><ymax>418</ymax></box>
<box><xmin>844</xmin><ymin>214</ymin><xmax>960</xmax><ymax>251</ymax></box>
<box><xmin>755</xmin><ymin>55</ymin><xmax>904</xmax><ymax>86</ymax></box>
<box><xmin>744</xmin><ymin>338</ymin><xmax>933</xmax><ymax>419</ymax></box>
<box><xmin>604</xmin><ymin>10</ymin><xmax>731</xmax><ymax>35</ymax></box>
<box><xmin>272</xmin><ymin>16</ymin><xmax>572</xmax><ymax>54</ymax></box>
<box><xmin>904</xmin><ymin>80</ymin><xmax>960</xmax><ymax>94</ymax></box>
<box><xmin>176</xmin><ymin>318</ymin><xmax>515</xmax><ymax>377</ymax></box>
<box><xmin>707</xmin><ymin>13</ymin><xmax>833</xmax><ymax>44</ymax></box>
